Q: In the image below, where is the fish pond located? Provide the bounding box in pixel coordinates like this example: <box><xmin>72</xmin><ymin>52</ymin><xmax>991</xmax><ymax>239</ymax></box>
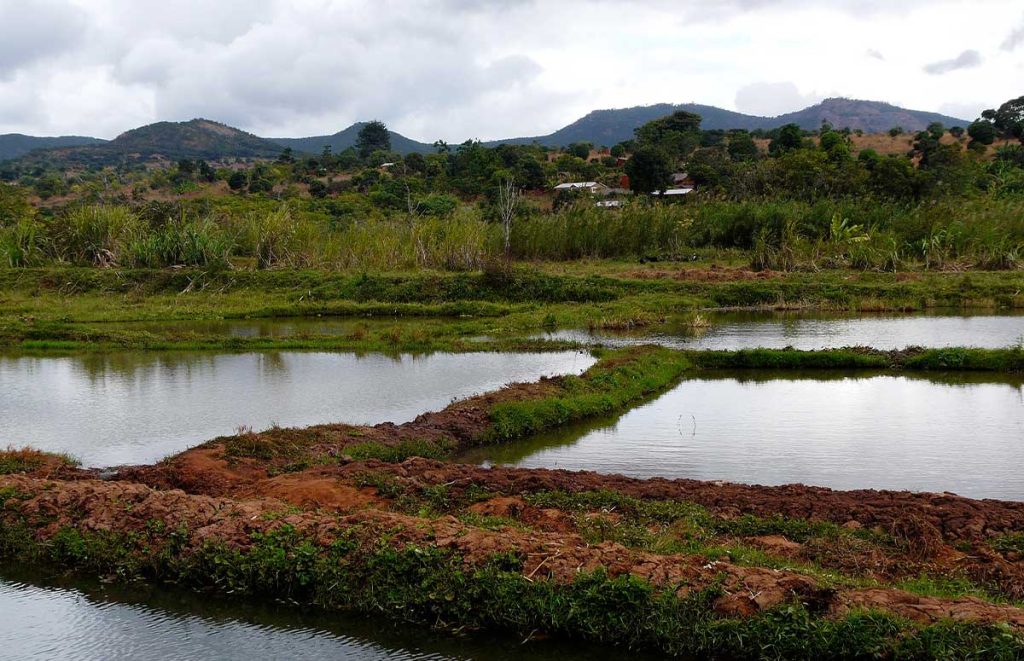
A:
<box><xmin>464</xmin><ymin>370</ymin><xmax>1024</xmax><ymax>500</ymax></box>
<box><xmin>0</xmin><ymin>350</ymin><xmax>594</xmax><ymax>467</ymax></box>
<box><xmin>545</xmin><ymin>309</ymin><xmax>1024</xmax><ymax>350</ymax></box>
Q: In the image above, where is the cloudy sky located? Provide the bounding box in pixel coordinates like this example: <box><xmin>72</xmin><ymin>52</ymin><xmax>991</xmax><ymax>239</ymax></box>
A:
<box><xmin>1</xmin><ymin>0</ymin><xmax>1022</xmax><ymax>141</ymax></box>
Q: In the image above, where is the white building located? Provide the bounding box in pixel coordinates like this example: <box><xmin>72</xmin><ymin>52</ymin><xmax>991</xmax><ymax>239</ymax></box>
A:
<box><xmin>553</xmin><ymin>181</ymin><xmax>612</xmax><ymax>195</ymax></box>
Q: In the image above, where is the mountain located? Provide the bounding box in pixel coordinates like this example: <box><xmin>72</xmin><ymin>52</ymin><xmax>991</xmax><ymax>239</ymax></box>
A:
<box><xmin>0</xmin><ymin>134</ymin><xmax>106</xmax><ymax>161</ymax></box>
<box><xmin>106</xmin><ymin>119</ymin><xmax>283</xmax><ymax>160</ymax></box>
<box><xmin>10</xmin><ymin>119</ymin><xmax>283</xmax><ymax>166</ymax></box>
<box><xmin>271</xmin><ymin>123</ymin><xmax>433</xmax><ymax>155</ymax></box>
<box><xmin>4</xmin><ymin>98</ymin><xmax>973</xmax><ymax>166</ymax></box>
<box><xmin>771</xmin><ymin>98</ymin><xmax>969</xmax><ymax>134</ymax></box>
<box><xmin>487</xmin><ymin>98</ymin><xmax>971</xmax><ymax>147</ymax></box>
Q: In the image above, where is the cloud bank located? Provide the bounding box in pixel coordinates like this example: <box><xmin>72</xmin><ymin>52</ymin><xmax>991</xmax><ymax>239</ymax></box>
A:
<box><xmin>0</xmin><ymin>0</ymin><xmax>1019</xmax><ymax>140</ymax></box>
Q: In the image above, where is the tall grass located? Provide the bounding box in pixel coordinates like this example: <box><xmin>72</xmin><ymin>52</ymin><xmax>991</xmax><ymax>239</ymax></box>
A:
<box><xmin>6</xmin><ymin>196</ymin><xmax>1024</xmax><ymax>271</ymax></box>
<box><xmin>687</xmin><ymin>197</ymin><xmax>1024</xmax><ymax>271</ymax></box>
<box><xmin>511</xmin><ymin>201</ymin><xmax>689</xmax><ymax>259</ymax></box>
<box><xmin>0</xmin><ymin>218</ymin><xmax>46</xmax><ymax>267</ymax></box>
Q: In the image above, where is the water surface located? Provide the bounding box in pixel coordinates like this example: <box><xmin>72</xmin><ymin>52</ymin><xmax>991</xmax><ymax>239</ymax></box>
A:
<box><xmin>546</xmin><ymin>310</ymin><xmax>1024</xmax><ymax>350</ymax></box>
<box><xmin>0</xmin><ymin>351</ymin><xmax>594</xmax><ymax>467</ymax></box>
<box><xmin>466</xmin><ymin>371</ymin><xmax>1024</xmax><ymax>500</ymax></box>
<box><xmin>0</xmin><ymin>567</ymin><xmax>624</xmax><ymax>661</ymax></box>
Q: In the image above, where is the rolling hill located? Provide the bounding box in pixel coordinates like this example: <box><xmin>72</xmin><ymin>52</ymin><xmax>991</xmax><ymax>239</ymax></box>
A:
<box><xmin>0</xmin><ymin>134</ymin><xmax>106</xmax><ymax>161</ymax></box>
<box><xmin>2</xmin><ymin>98</ymin><xmax>974</xmax><ymax>165</ymax></box>
<box><xmin>488</xmin><ymin>98</ymin><xmax>971</xmax><ymax>147</ymax></box>
<box><xmin>108</xmin><ymin>119</ymin><xmax>283</xmax><ymax>160</ymax></box>
<box><xmin>271</xmin><ymin>122</ymin><xmax>433</xmax><ymax>155</ymax></box>
<box><xmin>9</xmin><ymin>119</ymin><xmax>284</xmax><ymax>166</ymax></box>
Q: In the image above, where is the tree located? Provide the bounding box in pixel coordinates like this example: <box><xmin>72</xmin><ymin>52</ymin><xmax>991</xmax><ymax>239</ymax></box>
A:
<box><xmin>727</xmin><ymin>131</ymin><xmax>759</xmax><ymax>162</ymax></box>
<box><xmin>497</xmin><ymin>177</ymin><xmax>519</xmax><ymax>260</ymax></box>
<box><xmin>565</xmin><ymin>142</ymin><xmax>592</xmax><ymax>159</ymax></box>
<box><xmin>308</xmin><ymin>179</ymin><xmax>327</xmax><ymax>198</ymax></box>
<box><xmin>768</xmin><ymin>124</ymin><xmax>804</xmax><ymax>155</ymax></box>
<box><xmin>227</xmin><ymin>171</ymin><xmax>248</xmax><ymax>191</ymax></box>
<box><xmin>981</xmin><ymin>96</ymin><xmax>1024</xmax><ymax>142</ymax></box>
<box><xmin>633</xmin><ymin>111</ymin><xmax>702</xmax><ymax>160</ymax></box>
<box><xmin>819</xmin><ymin>130</ymin><xmax>851</xmax><ymax>162</ymax></box>
<box><xmin>176</xmin><ymin>159</ymin><xmax>196</xmax><ymax>176</ymax></box>
<box><xmin>195</xmin><ymin>160</ymin><xmax>215</xmax><ymax>182</ymax></box>
<box><xmin>624</xmin><ymin>145</ymin><xmax>672</xmax><ymax>194</ymax></box>
<box><xmin>888</xmin><ymin>126</ymin><xmax>904</xmax><ymax>137</ymax></box>
<box><xmin>949</xmin><ymin>126</ymin><xmax>965</xmax><ymax>139</ymax></box>
<box><xmin>967</xmin><ymin>120</ymin><xmax>997</xmax><ymax>147</ymax></box>
<box><xmin>926</xmin><ymin>122</ymin><xmax>945</xmax><ymax>140</ymax></box>
<box><xmin>356</xmin><ymin>121</ymin><xmax>391</xmax><ymax>160</ymax></box>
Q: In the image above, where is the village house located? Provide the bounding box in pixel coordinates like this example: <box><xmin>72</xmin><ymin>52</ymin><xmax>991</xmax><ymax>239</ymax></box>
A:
<box><xmin>553</xmin><ymin>181</ymin><xmax>612</xmax><ymax>196</ymax></box>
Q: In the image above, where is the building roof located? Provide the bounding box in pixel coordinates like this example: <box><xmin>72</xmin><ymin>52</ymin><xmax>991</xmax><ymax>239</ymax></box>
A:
<box><xmin>651</xmin><ymin>187</ymin><xmax>694</xmax><ymax>196</ymax></box>
<box><xmin>553</xmin><ymin>181</ymin><xmax>603</xmax><ymax>190</ymax></box>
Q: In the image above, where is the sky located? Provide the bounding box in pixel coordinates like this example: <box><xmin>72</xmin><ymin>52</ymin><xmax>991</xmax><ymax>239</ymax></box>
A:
<box><xmin>0</xmin><ymin>0</ymin><xmax>1022</xmax><ymax>141</ymax></box>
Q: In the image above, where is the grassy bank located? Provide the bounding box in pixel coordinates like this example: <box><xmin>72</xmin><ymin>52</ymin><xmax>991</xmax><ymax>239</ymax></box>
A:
<box><xmin>2</xmin><ymin>265</ymin><xmax>1023</xmax><ymax>354</ymax></box>
<box><xmin>1</xmin><ymin>483</ymin><xmax>1021</xmax><ymax>660</ymax></box>
<box><xmin>687</xmin><ymin>347</ymin><xmax>1024</xmax><ymax>373</ymax></box>
<box><xmin>214</xmin><ymin>347</ymin><xmax>691</xmax><ymax>468</ymax></box>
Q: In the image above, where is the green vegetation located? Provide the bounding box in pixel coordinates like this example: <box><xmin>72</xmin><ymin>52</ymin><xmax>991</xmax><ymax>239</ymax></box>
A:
<box><xmin>486</xmin><ymin>347</ymin><xmax>691</xmax><ymax>442</ymax></box>
<box><xmin>1</xmin><ymin>518</ymin><xmax>1021</xmax><ymax>659</ymax></box>
<box><xmin>687</xmin><ymin>347</ymin><xmax>1024</xmax><ymax>373</ymax></box>
<box><xmin>346</xmin><ymin>438</ymin><xmax>455</xmax><ymax>463</ymax></box>
<box><xmin>3</xmin><ymin>95</ymin><xmax>1024</xmax><ymax>273</ymax></box>
<box><xmin>2</xmin><ymin>266</ymin><xmax>1022</xmax><ymax>355</ymax></box>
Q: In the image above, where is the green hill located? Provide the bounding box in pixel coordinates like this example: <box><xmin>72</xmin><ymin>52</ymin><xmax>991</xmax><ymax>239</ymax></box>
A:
<box><xmin>108</xmin><ymin>119</ymin><xmax>283</xmax><ymax>159</ymax></box>
<box><xmin>13</xmin><ymin>119</ymin><xmax>283</xmax><ymax>166</ymax></box>
<box><xmin>0</xmin><ymin>134</ymin><xmax>106</xmax><ymax>162</ymax></box>
<box><xmin>271</xmin><ymin>123</ymin><xmax>433</xmax><ymax>155</ymax></box>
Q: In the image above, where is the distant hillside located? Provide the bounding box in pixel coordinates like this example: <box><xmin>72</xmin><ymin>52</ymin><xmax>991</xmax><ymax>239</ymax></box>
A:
<box><xmin>488</xmin><ymin>98</ymin><xmax>971</xmax><ymax>147</ymax></box>
<box><xmin>108</xmin><ymin>119</ymin><xmax>283</xmax><ymax>160</ymax></box>
<box><xmin>0</xmin><ymin>134</ymin><xmax>106</xmax><ymax>162</ymax></box>
<box><xmin>272</xmin><ymin>123</ymin><xmax>433</xmax><ymax>155</ymax></box>
<box><xmin>14</xmin><ymin>119</ymin><xmax>283</xmax><ymax>166</ymax></box>
<box><xmin>772</xmin><ymin>99</ymin><xmax>969</xmax><ymax>134</ymax></box>
<box><xmin>5</xmin><ymin>98</ymin><xmax>973</xmax><ymax>166</ymax></box>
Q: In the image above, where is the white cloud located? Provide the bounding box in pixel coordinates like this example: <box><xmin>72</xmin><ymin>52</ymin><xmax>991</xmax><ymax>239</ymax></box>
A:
<box><xmin>0</xmin><ymin>0</ymin><xmax>1020</xmax><ymax>140</ymax></box>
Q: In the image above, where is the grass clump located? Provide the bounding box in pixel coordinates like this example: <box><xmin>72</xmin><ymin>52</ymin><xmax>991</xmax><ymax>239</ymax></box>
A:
<box><xmin>347</xmin><ymin>438</ymin><xmax>455</xmax><ymax>463</ymax></box>
<box><xmin>487</xmin><ymin>347</ymin><xmax>691</xmax><ymax>442</ymax></box>
<box><xmin>0</xmin><ymin>447</ymin><xmax>79</xmax><ymax>475</ymax></box>
<box><xmin>990</xmin><ymin>533</ymin><xmax>1024</xmax><ymax>556</ymax></box>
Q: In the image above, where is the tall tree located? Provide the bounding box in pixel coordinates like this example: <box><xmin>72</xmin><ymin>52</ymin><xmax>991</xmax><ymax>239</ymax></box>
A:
<box><xmin>633</xmin><ymin>111</ymin><xmax>702</xmax><ymax>160</ymax></box>
<box><xmin>981</xmin><ymin>96</ymin><xmax>1024</xmax><ymax>142</ymax></box>
<box><xmin>356</xmin><ymin>120</ymin><xmax>392</xmax><ymax>159</ymax></box>
<box><xmin>624</xmin><ymin>145</ymin><xmax>673</xmax><ymax>194</ymax></box>
<box><xmin>769</xmin><ymin>124</ymin><xmax>804</xmax><ymax>155</ymax></box>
